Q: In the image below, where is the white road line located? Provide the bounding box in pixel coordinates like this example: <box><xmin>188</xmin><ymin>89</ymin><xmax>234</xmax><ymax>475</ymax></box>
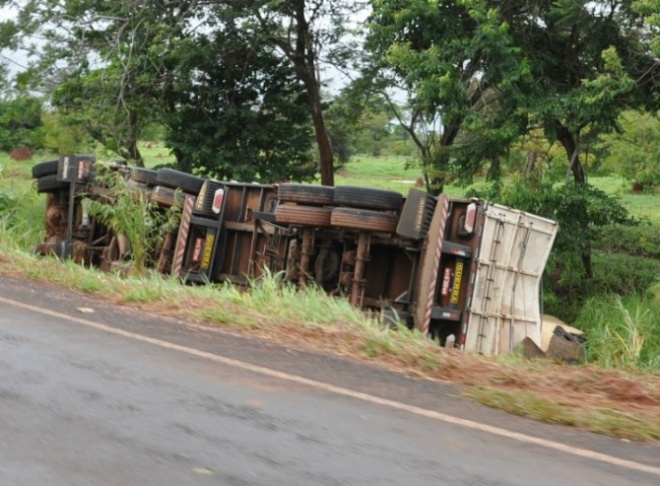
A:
<box><xmin>2</xmin><ymin>294</ymin><xmax>659</xmax><ymax>477</ymax></box>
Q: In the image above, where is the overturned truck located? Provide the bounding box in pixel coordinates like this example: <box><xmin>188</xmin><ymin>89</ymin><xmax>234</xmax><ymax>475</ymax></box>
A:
<box><xmin>32</xmin><ymin>155</ymin><xmax>558</xmax><ymax>355</ymax></box>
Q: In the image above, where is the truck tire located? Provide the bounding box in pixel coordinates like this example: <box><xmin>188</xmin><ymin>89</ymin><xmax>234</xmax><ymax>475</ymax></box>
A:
<box><xmin>278</xmin><ymin>184</ymin><xmax>335</xmax><ymax>206</ymax></box>
<box><xmin>127</xmin><ymin>179</ymin><xmax>151</xmax><ymax>199</ymax></box>
<box><xmin>275</xmin><ymin>203</ymin><xmax>332</xmax><ymax>227</ymax></box>
<box><xmin>333</xmin><ymin>186</ymin><xmax>403</xmax><ymax>211</ymax></box>
<box><xmin>331</xmin><ymin>207</ymin><xmax>398</xmax><ymax>233</ymax></box>
<box><xmin>130</xmin><ymin>167</ymin><xmax>159</xmax><ymax>186</ymax></box>
<box><xmin>156</xmin><ymin>168</ymin><xmax>205</xmax><ymax>195</ymax></box>
<box><xmin>36</xmin><ymin>175</ymin><xmax>69</xmax><ymax>193</ymax></box>
<box><xmin>31</xmin><ymin>160</ymin><xmax>59</xmax><ymax>179</ymax></box>
<box><xmin>151</xmin><ymin>185</ymin><xmax>184</xmax><ymax>207</ymax></box>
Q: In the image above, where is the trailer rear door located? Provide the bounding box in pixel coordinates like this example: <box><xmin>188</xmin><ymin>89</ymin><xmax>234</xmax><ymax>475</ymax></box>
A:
<box><xmin>464</xmin><ymin>204</ymin><xmax>558</xmax><ymax>355</ymax></box>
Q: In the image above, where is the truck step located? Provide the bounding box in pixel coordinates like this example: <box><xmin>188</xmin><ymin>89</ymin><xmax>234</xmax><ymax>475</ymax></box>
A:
<box><xmin>431</xmin><ymin>306</ymin><xmax>462</xmax><ymax>322</ymax></box>
<box><xmin>442</xmin><ymin>241</ymin><xmax>473</xmax><ymax>258</ymax></box>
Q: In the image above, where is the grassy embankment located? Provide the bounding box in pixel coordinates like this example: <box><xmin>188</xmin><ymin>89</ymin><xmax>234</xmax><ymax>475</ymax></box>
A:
<box><xmin>1</xmin><ymin>150</ymin><xmax>660</xmax><ymax>442</ymax></box>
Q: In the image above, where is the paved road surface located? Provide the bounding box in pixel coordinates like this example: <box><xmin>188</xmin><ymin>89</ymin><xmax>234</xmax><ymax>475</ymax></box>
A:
<box><xmin>0</xmin><ymin>277</ymin><xmax>658</xmax><ymax>485</ymax></box>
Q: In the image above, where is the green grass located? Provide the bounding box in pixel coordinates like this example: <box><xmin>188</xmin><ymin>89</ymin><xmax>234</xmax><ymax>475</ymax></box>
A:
<box><xmin>588</xmin><ymin>176</ymin><xmax>660</xmax><ymax>222</ymax></box>
<box><xmin>574</xmin><ymin>294</ymin><xmax>660</xmax><ymax>372</ymax></box>
<box><xmin>336</xmin><ymin>154</ymin><xmax>476</xmax><ymax>196</ymax></box>
<box><xmin>337</xmin><ymin>158</ymin><xmax>660</xmax><ymax>221</ymax></box>
<box><xmin>466</xmin><ymin>386</ymin><xmax>660</xmax><ymax>441</ymax></box>
<box><xmin>0</xmin><ymin>153</ymin><xmax>48</xmax><ymax>248</ymax></box>
<box><xmin>139</xmin><ymin>143</ymin><xmax>176</xmax><ymax>169</ymax></box>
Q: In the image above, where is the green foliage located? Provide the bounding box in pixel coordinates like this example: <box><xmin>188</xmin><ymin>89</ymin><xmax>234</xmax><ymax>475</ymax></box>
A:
<box><xmin>40</xmin><ymin>111</ymin><xmax>93</xmax><ymax>154</ymax></box>
<box><xmin>0</xmin><ymin>95</ymin><xmax>43</xmax><ymax>151</ymax></box>
<box><xmin>0</xmin><ymin>190</ymin><xmax>19</xmax><ymax>225</ymax></box>
<box><xmin>366</xmin><ymin>0</ymin><xmax>529</xmax><ymax>192</ymax></box>
<box><xmin>86</xmin><ymin>166</ymin><xmax>180</xmax><ymax>273</ymax></box>
<box><xmin>479</xmin><ymin>177</ymin><xmax>630</xmax><ymax>255</ymax></box>
<box><xmin>470</xmin><ymin>177</ymin><xmax>640</xmax><ymax>321</ymax></box>
<box><xmin>7</xmin><ymin>1</ymin><xmax>320</xmax><ymax>176</ymax></box>
<box><xmin>596</xmin><ymin>111</ymin><xmax>660</xmax><ymax>190</ymax></box>
<box><xmin>593</xmin><ymin>223</ymin><xmax>660</xmax><ymax>259</ymax></box>
<box><xmin>325</xmin><ymin>91</ymin><xmax>407</xmax><ymax>165</ymax></box>
<box><xmin>164</xmin><ymin>29</ymin><xmax>315</xmax><ymax>182</ymax></box>
<box><xmin>366</xmin><ymin>1</ymin><xmax>660</xmax><ymax>191</ymax></box>
<box><xmin>575</xmin><ymin>295</ymin><xmax>660</xmax><ymax>372</ymax></box>
<box><xmin>547</xmin><ymin>252</ymin><xmax>660</xmax><ymax>321</ymax></box>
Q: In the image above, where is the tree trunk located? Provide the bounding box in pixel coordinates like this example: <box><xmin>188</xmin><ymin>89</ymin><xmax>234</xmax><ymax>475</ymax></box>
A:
<box><xmin>127</xmin><ymin>110</ymin><xmax>144</xmax><ymax>167</ymax></box>
<box><xmin>126</xmin><ymin>139</ymin><xmax>144</xmax><ymax>167</ymax></box>
<box><xmin>524</xmin><ymin>151</ymin><xmax>538</xmax><ymax>176</ymax></box>
<box><xmin>172</xmin><ymin>147</ymin><xmax>190</xmax><ymax>173</ymax></box>
<box><xmin>304</xmin><ymin>76</ymin><xmax>334</xmax><ymax>186</ymax></box>
<box><xmin>292</xmin><ymin>0</ymin><xmax>334</xmax><ymax>186</ymax></box>
<box><xmin>554</xmin><ymin>121</ymin><xmax>593</xmax><ymax>278</ymax></box>
<box><xmin>554</xmin><ymin>121</ymin><xmax>586</xmax><ymax>185</ymax></box>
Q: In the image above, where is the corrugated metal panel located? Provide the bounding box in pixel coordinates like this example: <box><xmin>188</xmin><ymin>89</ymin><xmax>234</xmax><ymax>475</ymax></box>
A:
<box><xmin>464</xmin><ymin>203</ymin><xmax>558</xmax><ymax>355</ymax></box>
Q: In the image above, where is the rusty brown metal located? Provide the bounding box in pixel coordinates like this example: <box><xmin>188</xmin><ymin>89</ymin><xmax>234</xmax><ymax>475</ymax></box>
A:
<box><xmin>156</xmin><ymin>231</ymin><xmax>175</xmax><ymax>274</ymax></box>
<box><xmin>350</xmin><ymin>232</ymin><xmax>371</xmax><ymax>308</ymax></box>
<box><xmin>299</xmin><ymin>228</ymin><xmax>315</xmax><ymax>286</ymax></box>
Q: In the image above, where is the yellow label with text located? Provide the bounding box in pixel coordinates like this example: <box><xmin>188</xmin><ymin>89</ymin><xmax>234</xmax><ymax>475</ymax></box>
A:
<box><xmin>201</xmin><ymin>233</ymin><xmax>215</xmax><ymax>270</ymax></box>
<box><xmin>450</xmin><ymin>261</ymin><xmax>464</xmax><ymax>305</ymax></box>
<box><xmin>196</xmin><ymin>182</ymin><xmax>207</xmax><ymax>211</ymax></box>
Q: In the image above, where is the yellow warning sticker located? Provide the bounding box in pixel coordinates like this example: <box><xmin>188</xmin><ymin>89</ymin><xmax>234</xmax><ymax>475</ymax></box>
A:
<box><xmin>450</xmin><ymin>261</ymin><xmax>464</xmax><ymax>305</ymax></box>
<box><xmin>195</xmin><ymin>182</ymin><xmax>207</xmax><ymax>211</ymax></box>
<box><xmin>201</xmin><ymin>233</ymin><xmax>215</xmax><ymax>270</ymax></box>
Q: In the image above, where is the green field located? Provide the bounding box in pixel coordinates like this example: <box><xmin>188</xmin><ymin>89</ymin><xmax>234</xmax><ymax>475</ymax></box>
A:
<box><xmin>337</xmin><ymin>156</ymin><xmax>660</xmax><ymax>222</ymax></box>
<box><xmin>3</xmin><ymin>149</ymin><xmax>659</xmax><ymax>223</ymax></box>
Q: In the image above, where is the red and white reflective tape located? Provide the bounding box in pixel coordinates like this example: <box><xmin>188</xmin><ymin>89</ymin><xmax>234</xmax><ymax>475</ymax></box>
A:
<box><xmin>423</xmin><ymin>195</ymin><xmax>449</xmax><ymax>335</ymax></box>
<box><xmin>172</xmin><ymin>195</ymin><xmax>195</xmax><ymax>276</ymax></box>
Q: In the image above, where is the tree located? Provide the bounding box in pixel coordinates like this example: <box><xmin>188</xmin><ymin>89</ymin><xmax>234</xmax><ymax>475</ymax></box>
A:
<box><xmin>502</xmin><ymin>0</ymin><xmax>660</xmax><ymax>278</ymax></box>
<box><xmin>366</xmin><ymin>0</ymin><xmax>660</xmax><ymax>278</ymax></box>
<box><xmin>324</xmin><ymin>89</ymin><xmax>395</xmax><ymax>163</ymax></box>
<box><xmin>165</xmin><ymin>25</ymin><xmax>315</xmax><ymax>182</ymax></box>
<box><xmin>365</xmin><ymin>0</ymin><xmax>529</xmax><ymax>194</ymax></box>
<box><xmin>2</xmin><ymin>0</ymin><xmax>317</xmax><ymax>179</ymax></box>
<box><xmin>242</xmin><ymin>0</ymin><xmax>368</xmax><ymax>186</ymax></box>
<box><xmin>0</xmin><ymin>94</ymin><xmax>43</xmax><ymax>151</ymax></box>
<box><xmin>1</xmin><ymin>0</ymin><xmax>196</xmax><ymax>164</ymax></box>
<box><xmin>503</xmin><ymin>0</ymin><xmax>660</xmax><ymax>187</ymax></box>
<box><xmin>597</xmin><ymin>110</ymin><xmax>660</xmax><ymax>190</ymax></box>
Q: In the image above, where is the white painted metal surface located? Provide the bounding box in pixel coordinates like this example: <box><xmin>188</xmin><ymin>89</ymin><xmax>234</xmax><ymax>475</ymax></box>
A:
<box><xmin>464</xmin><ymin>203</ymin><xmax>558</xmax><ymax>355</ymax></box>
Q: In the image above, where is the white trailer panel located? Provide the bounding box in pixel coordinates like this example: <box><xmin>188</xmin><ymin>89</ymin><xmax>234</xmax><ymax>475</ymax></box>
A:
<box><xmin>464</xmin><ymin>203</ymin><xmax>558</xmax><ymax>355</ymax></box>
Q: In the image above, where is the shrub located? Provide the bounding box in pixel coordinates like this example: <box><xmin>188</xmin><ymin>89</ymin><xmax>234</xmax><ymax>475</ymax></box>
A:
<box><xmin>86</xmin><ymin>165</ymin><xmax>181</xmax><ymax>273</ymax></box>
<box><xmin>469</xmin><ymin>177</ymin><xmax>637</xmax><ymax>322</ymax></box>
<box><xmin>593</xmin><ymin>223</ymin><xmax>660</xmax><ymax>259</ymax></box>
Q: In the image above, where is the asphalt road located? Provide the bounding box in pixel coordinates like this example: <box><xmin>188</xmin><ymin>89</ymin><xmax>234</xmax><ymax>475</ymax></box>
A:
<box><xmin>0</xmin><ymin>277</ymin><xmax>658</xmax><ymax>486</ymax></box>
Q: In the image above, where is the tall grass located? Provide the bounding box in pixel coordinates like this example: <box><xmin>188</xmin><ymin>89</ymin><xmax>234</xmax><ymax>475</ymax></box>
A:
<box><xmin>574</xmin><ymin>294</ymin><xmax>660</xmax><ymax>372</ymax></box>
<box><xmin>87</xmin><ymin>167</ymin><xmax>181</xmax><ymax>273</ymax></box>
<box><xmin>0</xmin><ymin>158</ymin><xmax>44</xmax><ymax>249</ymax></box>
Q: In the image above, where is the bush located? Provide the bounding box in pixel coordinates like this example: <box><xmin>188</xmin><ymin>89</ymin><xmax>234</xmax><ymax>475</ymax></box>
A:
<box><xmin>86</xmin><ymin>165</ymin><xmax>181</xmax><ymax>273</ymax></box>
<box><xmin>0</xmin><ymin>95</ymin><xmax>44</xmax><ymax>151</ymax></box>
<box><xmin>468</xmin><ymin>177</ymin><xmax>644</xmax><ymax>323</ymax></box>
<box><xmin>544</xmin><ymin>252</ymin><xmax>660</xmax><ymax>322</ymax></box>
<box><xmin>593</xmin><ymin>223</ymin><xmax>660</xmax><ymax>259</ymax></box>
<box><xmin>40</xmin><ymin>111</ymin><xmax>93</xmax><ymax>154</ymax></box>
